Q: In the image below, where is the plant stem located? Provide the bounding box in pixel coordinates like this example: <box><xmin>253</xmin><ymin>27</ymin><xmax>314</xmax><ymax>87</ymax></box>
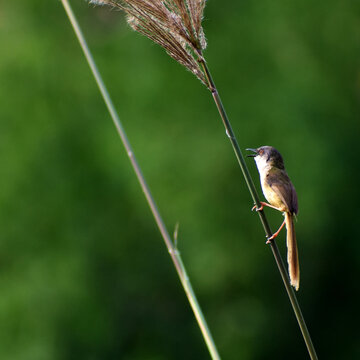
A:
<box><xmin>61</xmin><ymin>1</ymin><xmax>221</xmax><ymax>359</ymax></box>
<box><xmin>198</xmin><ymin>56</ymin><xmax>318</xmax><ymax>360</ymax></box>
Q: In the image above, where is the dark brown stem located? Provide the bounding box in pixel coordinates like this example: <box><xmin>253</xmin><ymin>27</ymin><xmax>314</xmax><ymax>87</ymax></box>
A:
<box><xmin>198</xmin><ymin>55</ymin><xmax>318</xmax><ymax>360</ymax></box>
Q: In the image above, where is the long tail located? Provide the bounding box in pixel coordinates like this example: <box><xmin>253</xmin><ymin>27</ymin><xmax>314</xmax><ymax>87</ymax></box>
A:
<box><xmin>285</xmin><ymin>212</ymin><xmax>300</xmax><ymax>290</ymax></box>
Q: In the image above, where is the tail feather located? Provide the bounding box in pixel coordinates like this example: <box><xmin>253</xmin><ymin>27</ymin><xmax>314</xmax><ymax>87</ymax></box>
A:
<box><xmin>285</xmin><ymin>212</ymin><xmax>300</xmax><ymax>290</ymax></box>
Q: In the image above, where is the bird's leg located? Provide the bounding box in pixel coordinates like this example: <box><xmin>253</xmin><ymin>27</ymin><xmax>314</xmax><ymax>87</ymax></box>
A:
<box><xmin>251</xmin><ymin>202</ymin><xmax>286</xmax><ymax>243</ymax></box>
<box><xmin>252</xmin><ymin>201</ymin><xmax>281</xmax><ymax>212</ymax></box>
<box><xmin>266</xmin><ymin>218</ymin><xmax>286</xmax><ymax>244</ymax></box>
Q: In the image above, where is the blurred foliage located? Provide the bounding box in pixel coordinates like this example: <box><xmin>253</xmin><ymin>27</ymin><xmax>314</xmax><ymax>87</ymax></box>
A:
<box><xmin>0</xmin><ymin>0</ymin><xmax>360</xmax><ymax>359</ymax></box>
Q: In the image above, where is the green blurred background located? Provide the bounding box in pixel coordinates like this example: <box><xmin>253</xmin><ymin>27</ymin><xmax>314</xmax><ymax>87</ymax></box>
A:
<box><xmin>1</xmin><ymin>0</ymin><xmax>360</xmax><ymax>359</ymax></box>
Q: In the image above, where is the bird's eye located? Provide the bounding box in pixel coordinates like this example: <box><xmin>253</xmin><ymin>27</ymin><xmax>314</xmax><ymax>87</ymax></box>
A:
<box><xmin>258</xmin><ymin>149</ymin><xmax>264</xmax><ymax>155</ymax></box>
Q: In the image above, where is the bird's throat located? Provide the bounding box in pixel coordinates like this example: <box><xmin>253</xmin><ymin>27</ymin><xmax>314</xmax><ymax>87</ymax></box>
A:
<box><xmin>254</xmin><ymin>156</ymin><xmax>272</xmax><ymax>179</ymax></box>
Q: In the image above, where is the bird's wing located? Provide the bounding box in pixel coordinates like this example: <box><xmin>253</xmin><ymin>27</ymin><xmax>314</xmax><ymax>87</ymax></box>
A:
<box><xmin>267</xmin><ymin>171</ymin><xmax>298</xmax><ymax>214</ymax></box>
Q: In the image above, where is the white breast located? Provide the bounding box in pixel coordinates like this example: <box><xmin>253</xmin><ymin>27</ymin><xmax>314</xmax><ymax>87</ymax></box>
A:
<box><xmin>254</xmin><ymin>156</ymin><xmax>286</xmax><ymax>210</ymax></box>
<box><xmin>254</xmin><ymin>156</ymin><xmax>271</xmax><ymax>181</ymax></box>
<box><xmin>255</xmin><ymin>156</ymin><xmax>271</xmax><ymax>200</ymax></box>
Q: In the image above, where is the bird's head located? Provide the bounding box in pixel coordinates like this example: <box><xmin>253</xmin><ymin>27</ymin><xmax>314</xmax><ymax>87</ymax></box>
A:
<box><xmin>246</xmin><ymin>146</ymin><xmax>285</xmax><ymax>172</ymax></box>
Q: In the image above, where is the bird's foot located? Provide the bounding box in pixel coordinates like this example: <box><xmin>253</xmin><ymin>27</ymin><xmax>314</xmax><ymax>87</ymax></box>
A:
<box><xmin>251</xmin><ymin>202</ymin><xmax>268</xmax><ymax>212</ymax></box>
<box><xmin>266</xmin><ymin>234</ymin><xmax>277</xmax><ymax>244</ymax></box>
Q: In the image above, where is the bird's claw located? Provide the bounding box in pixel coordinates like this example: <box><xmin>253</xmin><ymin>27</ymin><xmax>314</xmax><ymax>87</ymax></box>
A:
<box><xmin>266</xmin><ymin>229</ymin><xmax>282</xmax><ymax>244</ymax></box>
<box><xmin>251</xmin><ymin>203</ymin><xmax>264</xmax><ymax>212</ymax></box>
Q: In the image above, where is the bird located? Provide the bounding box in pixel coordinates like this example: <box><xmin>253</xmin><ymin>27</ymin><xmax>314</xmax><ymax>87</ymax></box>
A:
<box><xmin>247</xmin><ymin>146</ymin><xmax>300</xmax><ymax>290</ymax></box>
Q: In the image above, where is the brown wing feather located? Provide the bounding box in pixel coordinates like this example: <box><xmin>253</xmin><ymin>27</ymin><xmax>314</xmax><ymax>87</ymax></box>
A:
<box><xmin>267</xmin><ymin>171</ymin><xmax>298</xmax><ymax>214</ymax></box>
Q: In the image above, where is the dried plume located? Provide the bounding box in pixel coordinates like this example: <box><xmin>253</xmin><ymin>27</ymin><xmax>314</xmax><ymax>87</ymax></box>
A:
<box><xmin>89</xmin><ymin>0</ymin><xmax>208</xmax><ymax>86</ymax></box>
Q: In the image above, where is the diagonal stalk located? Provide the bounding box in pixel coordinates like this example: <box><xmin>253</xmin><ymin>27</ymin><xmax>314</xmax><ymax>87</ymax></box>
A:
<box><xmin>61</xmin><ymin>1</ymin><xmax>221</xmax><ymax>359</ymax></box>
<box><xmin>198</xmin><ymin>55</ymin><xmax>318</xmax><ymax>360</ymax></box>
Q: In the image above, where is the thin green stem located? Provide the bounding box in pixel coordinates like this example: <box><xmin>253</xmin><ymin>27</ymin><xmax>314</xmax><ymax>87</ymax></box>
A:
<box><xmin>61</xmin><ymin>1</ymin><xmax>221</xmax><ymax>359</ymax></box>
<box><xmin>198</xmin><ymin>56</ymin><xmax>318</xmax><ymax>360</ymax></box>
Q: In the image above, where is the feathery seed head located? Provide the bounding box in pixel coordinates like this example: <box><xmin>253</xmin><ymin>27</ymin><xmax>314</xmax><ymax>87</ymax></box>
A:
<box><xmin>89</xmin><ymin>0</ymin><xmax>208</xmax><ymax>86</ymax></box>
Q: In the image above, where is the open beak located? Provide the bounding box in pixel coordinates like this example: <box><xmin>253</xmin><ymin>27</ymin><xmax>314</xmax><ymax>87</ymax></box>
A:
<box><xmin>246</xmin><ymin>148</ymin><xmax>257</xmax><ymax>158</ymax></box>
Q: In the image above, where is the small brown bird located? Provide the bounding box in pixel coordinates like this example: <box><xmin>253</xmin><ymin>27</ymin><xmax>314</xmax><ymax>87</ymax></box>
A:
<box><xmin>247</xmin><ymin>146</ymin><xmax>300</xmax><ymax>291</ymax></box>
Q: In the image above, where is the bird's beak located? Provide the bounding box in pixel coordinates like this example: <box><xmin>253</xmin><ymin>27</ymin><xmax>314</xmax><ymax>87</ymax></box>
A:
<box><xmin>246</xmin><ymin>148</ymin><xmax>257</xmax><ymax>158</ymax></box>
